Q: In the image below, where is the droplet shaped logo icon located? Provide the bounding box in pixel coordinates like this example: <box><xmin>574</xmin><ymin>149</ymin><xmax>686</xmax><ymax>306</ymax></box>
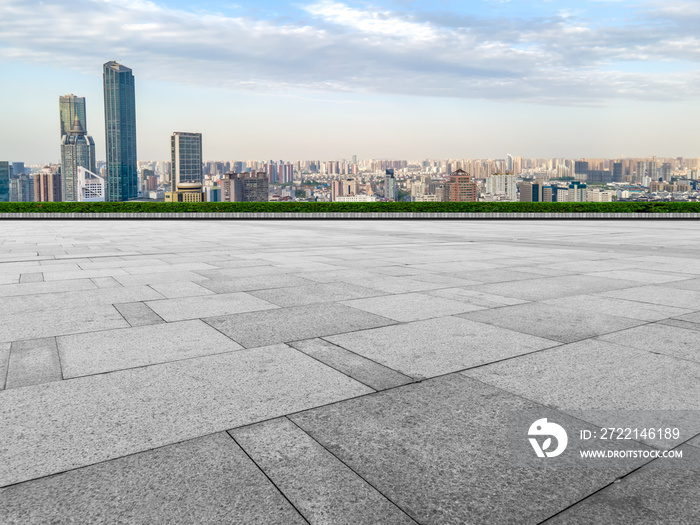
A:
<box><xmin>528</xmin><ymin>418</ymin><xmax>568</xmax><ymax>458</ymax></box>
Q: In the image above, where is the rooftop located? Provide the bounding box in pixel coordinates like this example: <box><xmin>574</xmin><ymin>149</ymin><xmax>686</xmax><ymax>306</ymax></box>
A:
<box><xmin>0</xmin><ymin>220</ymin><xmax>698</xmax><ymax>523</ymax></box>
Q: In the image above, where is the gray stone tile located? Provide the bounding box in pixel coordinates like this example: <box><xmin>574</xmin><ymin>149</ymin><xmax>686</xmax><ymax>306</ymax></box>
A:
<box><xmin>460</xmin><ymin>302</ymin><xmax>645</xmax><ymax>343</ymax></box>
<box><xmin>401</xmin><ymin>272</ymin><xmax>482</xmax><ymax>287</ymax></box>
<box><xmin>0</xmin><ymin>274</ymin><xmax>19</xmax><ymax>285</ymax></box>
<box><xmin>0</xmin><ymin>279</ymin><xmax>96</xmax><ymax>298</ymax></box>
<box><xmin>0</xmin><ymin>342</ymin><xmax>10</xmax><ymax>390</ymax></box>
<box><xmin>114</xmin><ymin>301</ymin><xmax>165</xmax><ymax>327</ymax></box>
<box><xmin>343</xmin><ymin>275</ymin><xmax>446</xmax><ymax>294</ymax></box>
<box><xmin>663</xmin><ymin>277</ymin><xmax>700</xmax><ymax>292</ymax></box>
<box><xmin>199</xmin><ymin>273</ymin><xmax>312</xmax><ymax>293</ymax></box>
<box><xmin>0</xmin><ymin>285</ymin><xmax>165</xmax><ymax>316</ymax></box>
<box><xmin>5</xmin><ymin>338</ymin><xmax>62</xmax><ymax>389</ymax></box>
<box><xmin>470</xmin><ymin>275</ymin><xmax>639</xmax><ymax>301</ymax></box>
<box><xmin>231</xmin><ymin>417</ymin><xmax>413</xmax><ymax>525</ymax></box>
<box><xmin>146</xmin><ymin>292</ymin><xmax>278</xmax><ymax>322</ymax></box>
<box><xmin>405</xmin><ymin>260</ymin><xmax>500</xmax><ymax>273</ymax></box>
<box><xmin>206</xmin><ymin>303</ymin><xmax>397</xmax><ymax>348</ymax></box>
<box><xmin>657</xmin><ymin>318</ymin><xmax>700</xmax><ymax>332</ymax></box>
<box><xmin>542</xmin><ymin>294</ymin><xmax>693</xmax><ymax>322</ymax></box>
<box><xmin>91</xmin><ymin>276</ymin><xmax>122</xmax><ymax>288</ymax></box>
<box><xmin>148</xmin><ymin>280</ymin><xmax>215</xmax><ymax>298</ymax></box>
<box><xmin>598</xmin><ymin>323</ymin><xmax>700</xmax><ymax>363</ymax></box>
<box><xmin>114</xmin><ymin>270</ymin><xmax>209</xmax><ymax>287</ymax></box>
<box><xmin>584</xmin><ymin>269</ymin><xmax>693</xmax><ymax>284</ymax></box>
<box><xmin>545</xmin><ymin>445</ymin><xmax>700</xmax><ymax>525</ymax></box>
<box><xmin>19</xmin><ymin>272</ymin><xmax>43</xmax><ymax>283</ymax></box>
<box><xmin>196</xmin><ymin>265</ymin><xmax>294</xmax><ymax>279</ymax></box>
<box><xmin>326</xmin><ymin>316</ymin><xmax>558</xmax><ymax>378</ymax></box>
<box><xmin>0</xmin><ymin>305</ymin><xmax>129</xmax><ymax>343</ymax></box>
<box><xmin>289</xmin><ymin>338</ymin><xmax>413</xmax><ymax>390</ymax></box>
<box><xmin>464</xmin><ymin>339</ymin><xmax>700</xmax><ymax>443</ymax></box>
<box><xmin>42</xmin><ymin>268</ymin><xmax>129</xmax><ymax>282</ymax></box>
<box><xmin>249</xmin><ymin>282</ymin><xmax>384</xmax><ymax>307</ymax></box>
<box><xmin>343</xmin><ymin>292</ymin><xmax>485</xmax><ymax>322</ymax></box>
<box><xmin>291</xmin><ymin>374</ymin><xmax>646</xmax><ymax>525</ymax></box>
<box><xmin>542</xmin><ymin>259</ymin><xmax>641</xmax><ymax>273</ymax></box>
<box><xmin>426</xmin><ymin>286</ymin><xmax>530</xmax><ymax>308</ymax></box>
<box><xmin>58</xmin><ymin>319</ymin><xmax>242</xmax><ymax>378</ymax></box>
<box><xmin>0</xmin><ymin>432</ymin><xmax>305</xmax><ymax>525</ymax></box>
<box><xmin>123</xmin><ymin>262</ymin><xmax>218</xmax><ymax>275</ymax></box>
<box><xmin>445</xmin><ymin>268</ymin><xmax>542</xmax><ymax>284</ymax></box>
<box><xmin>0</xmin><ymin>344</ymin><xmax>371</xmax><ymax>486</ymax></box>
<box><xmin>602</xmin><ymin>285</ymin><xmax>700</xmax><ymax>309</ymax></box>
<box><xmin>291</xmin><ymin>268</ymin><xmax>378</xmax><ymax>284</ymax></box>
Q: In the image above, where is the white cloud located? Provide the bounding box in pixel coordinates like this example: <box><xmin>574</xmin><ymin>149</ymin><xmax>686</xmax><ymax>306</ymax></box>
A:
<box><xmin>0</xmin><ymin>0</ymin><xmax>698</xmax><ymax>103</ymax></box>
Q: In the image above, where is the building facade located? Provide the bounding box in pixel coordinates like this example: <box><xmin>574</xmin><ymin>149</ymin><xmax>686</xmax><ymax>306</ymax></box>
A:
<box><xmin>485</xmin><ymin>173</ymin><xmax>517</xmax><ymax>201</ymax></box>
<box><xmin>0</xmin><ymin>161</ymin><xmax>10</xmax><ymax>202</ymax></box>
<box><xmin>103</xmin><ymin>61</ymin><xmax>138</xmax><ymax>201</ymax></box>
<box><xmin>34</xmin><ymin>167</ymin><xmax>62</xmax><ymax>202</ymax></box>
<box><xmin>59</xmin><ymin>94</ymin><xmax>87</xmax><ymax>138</ymax></box>
<box><xmin>445</xmin><ymin>169</ymin><xmax>478</xmax><ymax>202</ymax></box>
<box><xmin>221</xmin><ymin>172</ymin><xmax>269</xmax><ymax>202</ymax></box>
<box><xmin>60</xmin><ymin>116</ymin><xmax>96</xmax><ymax>202</ymax></box>
<box><xmin>171</xmin><ymin>132</ymin><xmax>203</xmax><ymax>192</ymax></box>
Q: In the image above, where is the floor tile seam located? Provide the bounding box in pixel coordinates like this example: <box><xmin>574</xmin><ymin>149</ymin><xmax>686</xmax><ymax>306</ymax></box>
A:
<box><xmin>52</xmin><ymin>336</ymin><xmax>64</xmax><ymax>382</ymax></box>
<box><xmin>283</xmin><ymin>416</ymin><xmax>422</xmax><ymax>525</ymax></box>
<box><xmin>590</xmin><ymin>332</ymin><xmax>700</xmax><ymax>367</ymax></box>
<box><xmin>537</xmin><ymin>459</ymin><xmax>672</xmax><ymax>525</ymax></box>
<box><xmin>56</xmin><ymin>336</ymin><xmax>254</xmax><ymax>381</ymax></box>
<box><xmin>284</xmin><ymin>343</ymin><xmax>380</xmax><ymax>393</ymax></box>
<box><xmin>590</xmin><ymin>292</ymin><xmax>700</xmax><ymax>311</ymax></box>
<box><xmin>309</xmin><ymin>337</ymin><xmax>416</xmax><ymax>383</ymax></box>
<box><xmin>137</xmin><ymin>301</ymin><xmax>169</xmax><ymax>324</ymax></box>
<box><xmin>225</xmin><ymin>431</ymin><xmax>312</xmax><ymax>525</ymax></box>
<box><xmin>0</xmin><ymin>429</ymin><xmax>251</xmax><ymax>490</ymax></box>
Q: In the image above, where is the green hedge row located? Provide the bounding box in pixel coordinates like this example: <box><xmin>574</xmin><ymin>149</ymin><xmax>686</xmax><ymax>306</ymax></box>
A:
<box><xmin>0</xmin><ymin>201</ymin><xmax>699</xmax><ymax>213</ymax></box>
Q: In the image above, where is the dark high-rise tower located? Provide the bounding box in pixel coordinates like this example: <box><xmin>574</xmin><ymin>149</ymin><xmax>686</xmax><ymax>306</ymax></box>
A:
<box><xmin>103</xmin><ymin>61</ymin><xmax>137</xmax><ymax>201</ymax></box>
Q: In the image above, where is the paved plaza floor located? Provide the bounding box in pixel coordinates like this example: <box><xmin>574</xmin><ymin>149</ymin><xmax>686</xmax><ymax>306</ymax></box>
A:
<box><xmin>0</xmin><ymin>220</ymin><xmax>698</xmax><ymax>524</ymax></box>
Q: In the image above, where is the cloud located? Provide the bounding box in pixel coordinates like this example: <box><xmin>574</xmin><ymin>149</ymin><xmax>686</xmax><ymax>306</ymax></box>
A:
<box><xmin>0</xmin><ymin>0</ymin><xmax>698</xmax><ymax>103</ymax></box>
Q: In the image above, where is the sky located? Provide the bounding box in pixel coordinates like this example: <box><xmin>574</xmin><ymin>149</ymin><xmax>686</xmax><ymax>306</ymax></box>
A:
<box><xmin>1</xmin><ymin>0</ymin><xmax>699</xmax><ymax>163</ymax></box>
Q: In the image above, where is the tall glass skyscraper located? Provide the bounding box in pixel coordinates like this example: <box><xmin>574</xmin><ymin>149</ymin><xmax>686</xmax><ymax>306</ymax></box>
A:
<box><xmin>103</xmin><ymin>61</ymin><xmax>137</xmax><ymax>201</ymax></box>
<box><xmin>171</xmin><ymin>132</ymin><xmax>203</xmax><ymax>191</ymax></box>
<box><xmin>0</xmin><ymin>161</ymin><xmax>10</xmax><ymax>202</ymax></box>
<box><xmin>60</xmin><ymin>116</ymin><xmax>96</xmax><ymax>202</ymax></box>
<box><xmin>59</xmin><ymin>94</ymin><xmax>87</xmax><ymax>139</ymax></box>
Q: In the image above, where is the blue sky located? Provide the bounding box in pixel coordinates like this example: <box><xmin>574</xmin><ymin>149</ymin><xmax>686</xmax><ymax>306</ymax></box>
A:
<box><xmin>1</xmin><ymin>0</ymin><xmax>699</xmax><ymax>163</ymax></box>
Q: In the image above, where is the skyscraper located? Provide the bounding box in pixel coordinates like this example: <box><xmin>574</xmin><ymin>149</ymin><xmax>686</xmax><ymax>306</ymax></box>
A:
<box><xmin>60</xmin><ymin>116</ymin><xmax>96</xmax><ymax>202</ymax></box>
<box><xmin>171</xmin><ymin>132</ymin><xmax>203</xmax><ymax>191</ymax></box>
<box><xmin>103</xmin><ymin>61</ymin><xmax>137</xmax><ymax>201</ymax></box>
<box><xmin>384</xmin><ymin>169</ymin><xmax>398</xmax><ymax>201</ymax></box>
<box><xmin>0</xmin><ymin>161</ymin><xmax>11</xmax><ymax>202</ymax></box>
<box><xmin>59</xmin><ymin>94</ymin><xmax>87</xmax><ymax>138</ymax></box>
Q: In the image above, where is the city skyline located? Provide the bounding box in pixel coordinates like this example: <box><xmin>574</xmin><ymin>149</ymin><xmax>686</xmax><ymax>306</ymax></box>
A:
<box><xmin>1</xmin><ymin>0</ymin><xmax>699</xmax><ymax>163</ymax></box>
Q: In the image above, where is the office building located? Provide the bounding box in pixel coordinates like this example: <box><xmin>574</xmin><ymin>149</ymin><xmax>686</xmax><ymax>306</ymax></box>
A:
<box><xmin>34</xmin><ymin>167</ymin><xmax>62</xmax><ymax>202</ymax></box>
<box><xmin>11</xmin><ymin>162</ymin><xmax>25</xmax><ymax>176</ymax></box>
<box><xmin>519</xmin><ymin>181</ymin><xmax>541</xmax><ymax>202</ymax></box>
<box><xmin>612</xmin><ymin>162</ymin><xmax>623</xmax><ymax>182</ymax></box>
<box><xmin>59</xmin><ymin>94</ymin><xmax>87</xmax><ymax>138</ymax></box>
<box><xmin>9</xmin><ymin>174</ymin><xmax>34</xmax><ymax>202</ymax></box>
<box><xmin>384</xmin><ymin>169</ymin><xmax>398</xmax><ymax>201</ymax></box>
<box><xmin>661</xmin><ymin>162</ymin><xmax>672</xmax><ymax>182</ymax></box>
<box><xmin>60</xmin><ymin>116</ymin><xmax>96</xmax><ymax>202</ymax></box>
<box><xmin>0</xmin><ymin>161</ymin><xmax>10</xmax><ymax>202</ymax></box>
<box><xmin>485</xmin><ymin>173</ymin><xmax>517</xmax><ymax>201</ymax></box>
<box><xmin>445</xmin><ymin>169</ymin><xmax>478</xmax><ymax>202</ymax></box>
<box><xmin>221</xmin><ymin>172</ymin><xmax>269</xmax><ymax>202</ymax></box>
<box><xmin>574</xmin><ymin>161</ymin><xmax>589</xmax><ymax>180</ymax></box>
<box><xmin>568</xmin><ymin>181</ymin><xmax>588</xmax><ymax>202</ymax></box>
<box><xmin>103</xmin><ymin>61</ymin><xmax>138</xmax><ymax>201</ymax></box>
<box><xmin>171</xmin><ymin>132</ymin><xmax>203</xmax><ymax>193</ymax></box>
